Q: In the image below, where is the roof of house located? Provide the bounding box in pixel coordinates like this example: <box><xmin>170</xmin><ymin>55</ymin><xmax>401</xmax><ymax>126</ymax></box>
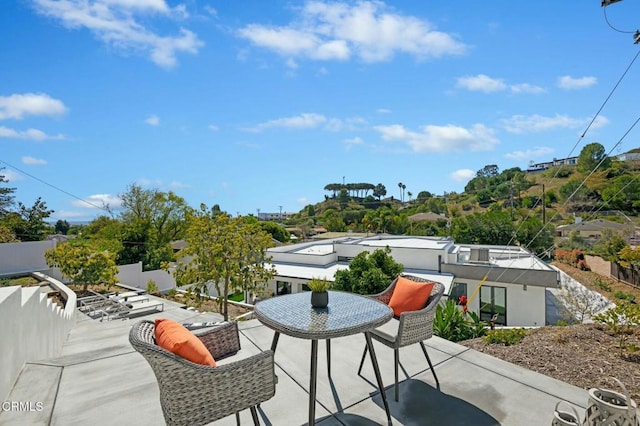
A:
<box><xmin>556</xmin><ymin>219</ymin><xmax>630</xmax><ymax>232</ymax></box>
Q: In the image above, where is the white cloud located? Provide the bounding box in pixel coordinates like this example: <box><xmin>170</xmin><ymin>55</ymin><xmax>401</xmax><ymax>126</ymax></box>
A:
<box><xmin>557</xmin><ymin>75</ymin><xmax>597</xmax><ymax>90</ymax></box>
<box><xmin>22</xmin><ymin>156</ymin><xmax>47</xmax><ymax>165</ymax></box>
<box><xmin>137</xmin><ymin>177</ymin><xmax>163</xmax><ymax>187</ymax></box>
<box><xmin>0</xmin><ymin>126</ymin><xmax>65</xmax><ymax>140</ymax></box>
<box><xmin>504</xmin><ymin>146</ymin><xmax>554</xmax><ymax>161</ymax></box>
<box><xmin>456</xmin><ymin>75</ymin><xmax>545</xmax><ymax>94</ymax></box>
<box><xmin>208</xmin><ymin>124</ymin><xmax>219</xmax><ymax>131</ymax></box>
<box><xmin>377</xmin><ymin>108</ymin><xmax>392</xmax><ymax>114</ymax></box>
<box><xmin>169</xmin><ymin>181</ymin><xmax>190</xmax><ymax>189</ymax></box>
<box><xmin>374</xmin><ymin>123</ymin><xmax>498</xmax><ymax>153</ymax></box>
<box><xmin>324</xmin><ymin>116</ymin><xmax>367</xmax><ymax>132</ymax></box>
<box><xmin>590</xmin><ymin>115</ymin><xmax>610</xmax><ymax>130</ymax></box>
<box><xmin>32</xmin><ymin>0</ymin><xmax>203</xmax><ymax>68</ymax></box>
<box><xmin>510</xmin><ymin>83</ymin><xmax>546</xmax><ymax>94</ymax></box>
<box><xmin>102</xmin><ymin>0</ymin><xmax>169</xmax><ymax>13</ymax></box>
<box><xmin>343</xmin><ymin>136</ymin><xmax>363</xmax><ymax>145</ymax></box>
<box><xmin>2</xmin><ymin>170</ymin><xmax>24</xmax><ymax>182</ymax></box>
<box><xmin>500</xmin><ymin>114</ymin><xmax>609</xmax><ymax>134</ymax></box>
<box><xmin>246</xmin><ymin>113</ymin><xmax>327</xmax><ymax>132</ymax></box>
<box><xmin>456</xmin><ymin>74</ymin><xmax>507</xmax><ymax>93</ymax></box>
<box><xmin>145</xmin><ymin>115</ymin><xmax>160</xmax><ymax>126</ymax></box>
<box><xmin>297</xmin><ymin>197</ymin><xmax>310</xmax><ymax>206</ymax></box>
<box><xmin>450</xmin><ymin>169</ymin><xmax>475</xmax><ymax>182</ymax></box>
<box><xmin>343</xmin><ymin>136</ymin><xmax>363</xmax><ymax>150</ymax></box>
<box><xmin>237</xmin><ymin>1</ymin><xmax>467</xmax><ymax>63</ymax></box>
<box><xmin>0</xmin><ymin>93</ymin><xmax>67</xmax><ymax>120</ymax></box>
<box><xmin>71</xmin><ymin>193</ymin><xmax>122</xmax><ymax>209</ymax></box>
<box><xmin>286</xmin><ymin>58</ymin><xmax>299</xmax><ymax>69</ymax></box>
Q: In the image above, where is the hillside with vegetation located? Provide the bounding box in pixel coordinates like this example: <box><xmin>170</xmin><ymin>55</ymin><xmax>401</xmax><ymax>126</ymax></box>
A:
<box><xmin>2</xmin><ymin>143</ymin><xmax>640</xmax><ymax>268</ymax></box>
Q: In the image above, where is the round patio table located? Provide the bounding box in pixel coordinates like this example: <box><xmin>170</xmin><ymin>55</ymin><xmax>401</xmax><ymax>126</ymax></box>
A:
<box><xmin>255</xmin><ymin>290</ymin><xmax>394</xmax><ymax>425</ymax></box>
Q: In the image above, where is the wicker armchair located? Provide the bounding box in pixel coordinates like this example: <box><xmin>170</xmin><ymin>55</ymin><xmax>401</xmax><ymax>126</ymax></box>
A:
<box><xmin>357</xmin><ymin>274</ymin><xmax>445</xmax><ymax>401</ymax></box>
<box><xmin>129</xmin><ymin>320</ymin><xmax>276</xmax><ymax>426</ymax></box>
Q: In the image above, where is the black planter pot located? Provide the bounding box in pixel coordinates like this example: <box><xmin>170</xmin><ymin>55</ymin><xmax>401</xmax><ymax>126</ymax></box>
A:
<box><xmin>311</xmin><ymin>291</ymin><xmax>329</xmax><ymax>308</ymax></box>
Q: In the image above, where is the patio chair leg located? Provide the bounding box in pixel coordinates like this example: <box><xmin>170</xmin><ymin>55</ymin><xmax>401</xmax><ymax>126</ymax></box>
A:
<box><xmin>394</xmin><ymin>348</ymin><xmax>399</xmax><ymax>402</ymax></box>
<box><xmin>357</xmin><ymin>345</ymin><xmax>368</xmax><ymax>375</ymax></box>
<box><xmin>235</xmin><ymin>412</ymin><xmax>240</xmax><ymax>425</ymax></box>
<box><xmin>420</xmin><ymin>341</ymin><xmax>439</xmax><ymax>389</ymax></box>
<box><xmin>250</xmin><ymin>406</ymin><xmax>260</xmax><ymax>425</ymax></box>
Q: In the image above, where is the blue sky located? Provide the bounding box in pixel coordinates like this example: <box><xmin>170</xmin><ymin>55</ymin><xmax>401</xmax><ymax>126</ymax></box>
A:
<box><xmin>2</xmin><ymin>1</ymin><xmax>640</xmax><ymax>222</ymax></box>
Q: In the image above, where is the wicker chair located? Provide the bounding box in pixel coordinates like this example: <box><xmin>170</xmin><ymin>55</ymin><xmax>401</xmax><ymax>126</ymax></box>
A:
<box><xmin>129</xmin><ymin>320</ymin><xmax>276</xmax><ymax>426</ymax></box>
<box><xmin>357</xmin><ymin>275</ymin><xmax>445</xmax><ymax>401</ymax></box>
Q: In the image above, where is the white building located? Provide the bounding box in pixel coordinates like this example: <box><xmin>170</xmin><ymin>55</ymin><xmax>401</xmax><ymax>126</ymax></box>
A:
<box><xmin>265</xmin><ymin>235</ymin><xmax>559</xmax><ymax>327</ymax></box>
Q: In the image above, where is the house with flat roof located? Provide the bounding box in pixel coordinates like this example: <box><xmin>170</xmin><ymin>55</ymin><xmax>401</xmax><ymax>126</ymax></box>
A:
<box><xmin>265</xmin><ymin>235</ymin><xmax>559</xmax><ymax>327</ymax></box>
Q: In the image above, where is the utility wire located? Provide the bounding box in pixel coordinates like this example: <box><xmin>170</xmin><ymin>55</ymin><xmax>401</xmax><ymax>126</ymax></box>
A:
<box><xmin>603</xmin><ymin>6</ymin><xmax>636</xmax><ymax>34</ymax></box>
<box><xmin>0</xmin><ymin>159</ymin><xmax>112</xmax><ymax>214</ymax></box>
<box><xmin>464</xmin><ymin>48</ymin><xmax>640</xmax><ymax>297</ymax></box>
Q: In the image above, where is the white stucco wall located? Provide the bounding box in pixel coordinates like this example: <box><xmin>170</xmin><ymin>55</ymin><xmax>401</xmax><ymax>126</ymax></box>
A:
<box><xmin>454</xmin><ymin>278</ymin><xmax>546</xmax><ymax>327</ymax></box>
<box><xmin>0</xmin><ymin>282</ymin><xmax>75</xmax><ymax>401</ymax></box>
<box><xmin>116</xmin><ymin>262</ymin><xmax>176</xmax><ymax>292</ymax></box>
<box><xmin>0</xmin><ymin>240</ymin><xmax>56</xmax><ymax>276</ymax></box>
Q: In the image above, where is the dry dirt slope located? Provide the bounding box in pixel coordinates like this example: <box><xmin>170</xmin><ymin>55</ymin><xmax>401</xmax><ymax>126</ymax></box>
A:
<box><xmin>460</xmin><ymin>263</ymin><xmax>640</xmax><ymax>402</ymax></box>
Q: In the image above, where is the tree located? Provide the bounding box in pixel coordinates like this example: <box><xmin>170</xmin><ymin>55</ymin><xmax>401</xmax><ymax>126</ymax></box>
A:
<box><xmin>578</xmin><ymin>142</ymin><xmax>610</xmax><ymax>173</ymax></box>
<box><xmin>333</xmin><ymin>247</ymin><xmax>404</xmax><ymax>295</ymax></box>
<box><xmin>476</xmin><ymin>164</ymin><xmax>499</xmax><ymax>178</ymax></box>
<box><xmin>55</xmin><ymin>219</ymin><xmax>71</xmax><ymax>235</ymax></box>
<box><xmin>373</xmin><ymin>183</ymin><xmax>387</xmax><ymax>200</ymax></box>
<box><xmin>417</xmin><ymin>191</ymin><xmax>432</xmax><ymax>201</ymax></box>
<box><xmin>119</xmin><ymin>184</ymin><xmax>190</xmax><ymax>270</ymax></box>
<box><xmin>515</xmin><ymin>217</ymin><xmax>553</xmax><ymax>256</ymax></box>
<box><xmin>259</xmin><ymin>221</ymin><xmax>290</xmax><ymax>242</ymax></box>
<box><xmin>451</xmin><ymin>211</ymin><xmax>515</xmax><ymax>245</ymax></box>
<box><xmin>592</xmin><ymin>228</ymin><xmax>627</xmax><ymax>262</ymax></box>
<box><xmin>0</xmin><ymin>167</ymin><xmax>16</xmax><ymax>216</ymax></box>
<box><xmin>9</xmin><ymin>197</ymin><xmax>54</xmax><ymax>241</ymax></box>
<box><xmin>45</xmin><ymin>242</ymin><xmax>118</xmax><ymax>292</ymax></box>
<box><xmin>172</xmin><ymin>206</ymin><xmax>276</xmax><ymax>321</ymax></box>
<box><xmin>0</xmin><ymin>225</ymin><xmax>18</xmax><ymax>243</ymax></box>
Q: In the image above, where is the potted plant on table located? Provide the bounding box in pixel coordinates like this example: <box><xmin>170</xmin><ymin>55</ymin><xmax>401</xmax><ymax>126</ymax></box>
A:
<box><xmin>308</xmin><ymin>277</ymin><xmax>330</xmax><ymax>308</ymax></box>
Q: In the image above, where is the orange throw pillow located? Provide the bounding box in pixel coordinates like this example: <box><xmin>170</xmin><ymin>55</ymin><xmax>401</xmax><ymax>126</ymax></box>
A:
<box><xmin>388</xmin><ymin>277</ymin><xmax>435</xmax><ymax>317</ymax></box>
<box><xmin>154</xmin><ymin>319</ymin><xmax>216</xmax><ymax>367</ymax></box>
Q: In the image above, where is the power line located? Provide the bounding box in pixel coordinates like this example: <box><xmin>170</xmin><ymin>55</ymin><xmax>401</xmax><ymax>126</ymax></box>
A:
<box><xmin>0</xmin><ymin>158</ymin><xmax>112</xmax><ymax>214</ymax></box>
<box><xmin>602</xmin><ymin>5</ymin><xmax>636</xmax><ymax>34</ymax></box>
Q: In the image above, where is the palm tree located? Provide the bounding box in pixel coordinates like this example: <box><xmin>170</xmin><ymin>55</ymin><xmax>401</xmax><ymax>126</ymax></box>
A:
<box><xmin>398</xmin><ymin>182</ymin><xmax>403</xmax><ymax>202</ymax></box>
<box><xmin>407</xmin><ymin>191</ymin><xmax>413</xmax><ymax>201</ymax></box>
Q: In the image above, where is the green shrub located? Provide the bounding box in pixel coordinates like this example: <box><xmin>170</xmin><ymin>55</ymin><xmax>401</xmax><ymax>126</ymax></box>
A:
<box><xmin>433</xmin><ymin>299</ymin><xmax>487</xmax><ymax>342</ymax></box>
<box><xmin>594</xmin><ymin>277</ymin><xmax>612</xmax><ymax>292</ymax></box>
<box><xmin>227</xmin><ymin>293</ymin><xmax>244</xmax><ymax>302</ymax></box>
<box><xmin>483</xmin><ymin>328</ymin><xmax>529</xmax><ymax>346</ymax></box>
<box><xmin>146</xmin><ymin>279</ymin><xmax>159</xmax><ymax>295</ymax></box>
<box><xmin>166</xmin><ymin>288</ymin><xmax>177</xmax><ymax>297</ymax></box>
<box><xmin>594</xmin><ymin>303</ymin><xmax>640</xmax><ymax>357</ymax></box>
<box><xmin>614</xmin><ymin>291</ymin><xmax>636</xmax><ymax>302</ymax></box>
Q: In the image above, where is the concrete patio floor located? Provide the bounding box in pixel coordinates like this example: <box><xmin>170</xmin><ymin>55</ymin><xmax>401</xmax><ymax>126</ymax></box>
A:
<box><xmin>1</xmin><ymin>295</ymin><xmax>592</xmax><ymax>426</ymax></box>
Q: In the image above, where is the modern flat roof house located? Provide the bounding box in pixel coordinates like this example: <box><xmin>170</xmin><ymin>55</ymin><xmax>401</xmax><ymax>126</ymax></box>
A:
<box><xmin>265</xmin><ymin>235</ymin><xmax>559</xmax><ymax>327</ymax></box>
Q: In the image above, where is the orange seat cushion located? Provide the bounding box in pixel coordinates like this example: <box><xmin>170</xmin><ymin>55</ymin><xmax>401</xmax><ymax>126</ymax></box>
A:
<box><xmin>154</xmin><ymin>319</ymin><xmax>216</xmax><ymax>367</ymax></box>
<box><xmin>388</xmin><ymin>277</ymin><xmax>435</xmax><ymax>317</ymax></box>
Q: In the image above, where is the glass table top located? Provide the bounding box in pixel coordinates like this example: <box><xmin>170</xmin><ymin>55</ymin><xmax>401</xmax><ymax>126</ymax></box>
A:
<box><xmin>254</xmin><ymin>290</ymin><xmax>393</xmax><ymax>340</ymax></box>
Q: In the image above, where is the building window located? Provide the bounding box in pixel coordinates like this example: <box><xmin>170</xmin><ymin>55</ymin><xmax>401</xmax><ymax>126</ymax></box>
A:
<box><xmin>480</xmin><ymin>286</ymin><xmax>506</xmax><ymax>325</ymax></box>
<box><xmin>449</xmin><ymin>282</ymin><xmax>467</xmax><ymax>305</ymax></box>
<box><xmin>276</xmin><ymin>281</ymin><xmax>291</xmax><ymax>296</ymax></box>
